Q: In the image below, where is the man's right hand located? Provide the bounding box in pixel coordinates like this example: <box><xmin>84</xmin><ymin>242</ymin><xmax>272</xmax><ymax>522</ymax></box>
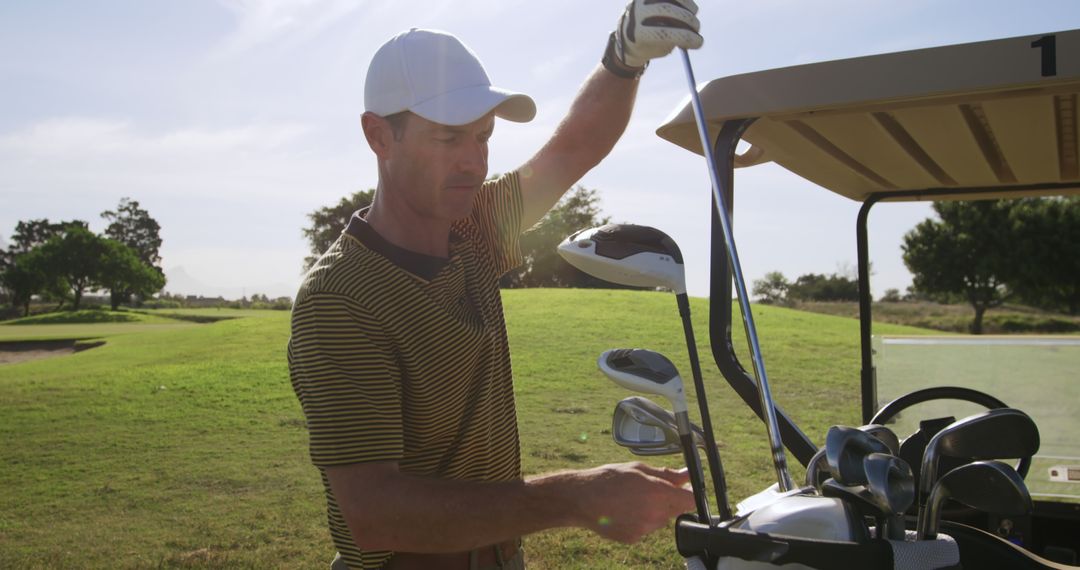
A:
<box><xmin>572</xmin><ymin>462</ymin><xmax>696</xmax><ymax>543</ymax></box>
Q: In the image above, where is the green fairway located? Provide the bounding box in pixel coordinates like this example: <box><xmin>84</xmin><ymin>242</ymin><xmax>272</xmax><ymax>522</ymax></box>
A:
<box><xmin>0</xmin><ymin>290</ymin><xmax>952</xmax><ymax>568</ymax></box>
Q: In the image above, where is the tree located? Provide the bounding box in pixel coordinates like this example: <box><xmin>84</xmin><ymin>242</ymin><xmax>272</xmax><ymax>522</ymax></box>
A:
<box><xmin>752</xmin><ymin>271</ymin><xmax>790</xmax><ymax>304</ymax></box>
<box><xmin>879</xmin><ymin>288</ymin><xmax>902</xmax><ymax>303</ymax></box>
<box><xmin>34</xmin><ymin>227</ymin><xmax>109</xmax><ymax>310</ymax></box>
<box><xmin>500</xmin><ymin>186</ymin><xmax>617</xmax><ymax>288</ymax></box>
<box><xmin>0</xmin><ymin>219</ymin><xmax>88</xmax><ymax>313</ymax></box>
<box><xmin>302</xmin><ymin>189</ymin><xmax>375</xmax><ymax>270</ymax></box>
<box><xmin>101</xmin><ymin>198</ymin><xmax>163</xmax><ymax>266</ymax></box>
<box><xmin>1</xmin><ymin>219</ymin><xmax>88</xmax><ymax>267</ymax></box>
<box><xmin>101</xmin><ymin>198</ymin><xmax>164</xmax><ymax>307</ymax></box>
<box><xmin>97</xmin><ymin>239</ymin><xmax>166</xmax><ymax>310</ymax></box>
<box><xmin>1008</xmin><ymin>197</ymin><xmax>1080</xmax><ymax>315</ymax></box>
<box><xmin>786</xmin><ymin>272</ymin><xmax>859</xmax><ymax>302</ymax></box>
<box><xmin>0</xmin><ymin>252</ymin><xmax>48</xmax><ymax>316</ymax></box>
<box><xmin>902</xmin><ymin>200</ymin><xmax>1015</xmax><ymax>334</ymax></box>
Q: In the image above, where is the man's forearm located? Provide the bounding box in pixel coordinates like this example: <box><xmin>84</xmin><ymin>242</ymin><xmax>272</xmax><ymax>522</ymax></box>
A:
<box><xmin>334</xmin><ymin>468</ymin><xmax>584</xmax><ymax>553</ymax></box>
<box><xmin>521</xmin><ymin>64</ymin><xmax>639</xmax><ymax>226</ymax></box>
<box><xmin>556</xmin><ymin>63</ymin><xmax>639</xmax><ymax>169</ymax></box>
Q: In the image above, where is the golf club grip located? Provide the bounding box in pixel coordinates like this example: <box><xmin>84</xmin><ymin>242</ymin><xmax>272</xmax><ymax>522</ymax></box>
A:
<box><xmin>678</xmin><ymin>294</ymin><xmax>733</xmax><ymax>520</ymax></box>
<box><xmin>677</xmin><ymin>47</ymin><xmax>794</xmax><ymax>492</ymax></box>
<box><xmin>681</xmin><ymin>432</ymin><xmax>713</xmax><ymax>524</ymax></box>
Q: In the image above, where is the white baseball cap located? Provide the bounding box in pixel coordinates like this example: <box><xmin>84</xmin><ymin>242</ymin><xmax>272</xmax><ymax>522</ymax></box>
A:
<box><xmin>364</xmin><ymin>28</ymin><xmax>536</xmax><ymax>126</ymax></box>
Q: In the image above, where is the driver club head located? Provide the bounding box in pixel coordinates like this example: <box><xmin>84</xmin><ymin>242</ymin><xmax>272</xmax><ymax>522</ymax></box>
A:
<box><xmin>598</xmin><ymin>348</ymin><xmax>688</xmax><ymax>414</ymax></box>
<box><xmin>612</xmin><ymin>396</ymin><xmax>704</xmax><ymax>456</ymax></box>
<box><xmin>826</xmin><ymin>426</ymin><xmax>892</xmax><ymax>486</ymax></box>
<box><xmin>558</xmin><ymin>224</ymin><xmax>686</xmax><ymax>294</ymax></box>
<box><xmin>917</xmin><ymin>460</ymin><xmax>1032</xmax><ymax>540</ymax></box>
<box><xmin>919</xmin><ymin>408</ymin><xmax>1040</xmax><ymax>508</ymax></box>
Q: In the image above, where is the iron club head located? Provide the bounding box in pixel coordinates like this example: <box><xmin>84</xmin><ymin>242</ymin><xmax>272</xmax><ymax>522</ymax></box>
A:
<box><xmin>863</xmin><ymin>453</ymin><xmax>915</xmax><ymax>515</ymax></box>
<box><xmin>612</xmin><ymin>396</ymin><xmax>705</xmax><ymax>455</ymax></box>
<box><xmin>917</xmin><ymin>460</ymin><xmax>1032</xmax><ymax>540</ymax></box>
<box><xmin>860</xmin><ymin>424</ymin><xmax>900</xmax><ymax>456</ymax></box>
<box><xmin>810</xmin><ymin>426</ymin><xmax>898</xmax><ymax>490</ymax></box>
<box><xmin>864</xmin><ymin>453</ymin><xmax>915</xmax><ymax>540</ymax></box>
<box><xmin>598</xmin><ymin>348</ymin><xmax>688</xmax><ymax>414</ymax></box>
<box><xmin>919</xmin><ymin>408</ymin><xmax>1040</xmax><ymax>509</ymax></box>
<box><xmin>826</xmin><ymin>426</ymin><xmax>892</xmax><ymax>486</ymax></box>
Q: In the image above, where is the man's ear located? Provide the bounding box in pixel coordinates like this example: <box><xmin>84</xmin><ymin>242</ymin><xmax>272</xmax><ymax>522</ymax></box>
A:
<box><xmin>361</xmin><ymin>112</ymin><xmax>393</xmax><ymax>158</ymax></box>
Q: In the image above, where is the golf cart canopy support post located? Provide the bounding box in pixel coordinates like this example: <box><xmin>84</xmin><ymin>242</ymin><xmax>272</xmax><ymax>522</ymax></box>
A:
<box><xmin>708</xmin><ymin>119</ymin><xmax>818</xmax><ymax>467</ymax></box>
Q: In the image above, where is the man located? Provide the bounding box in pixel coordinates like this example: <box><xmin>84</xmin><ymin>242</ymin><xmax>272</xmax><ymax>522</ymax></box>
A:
<box><xmin>288</xmin><ymin>2</ymin><xmax>704</xmax><ymax>568</ymax></box>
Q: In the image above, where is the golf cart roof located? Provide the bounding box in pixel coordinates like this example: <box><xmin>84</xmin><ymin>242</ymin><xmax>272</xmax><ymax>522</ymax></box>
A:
<box><xmin>658</xmin><ymin>29</ymin><xmax>1080</xmax><ymax>202</ymax></box>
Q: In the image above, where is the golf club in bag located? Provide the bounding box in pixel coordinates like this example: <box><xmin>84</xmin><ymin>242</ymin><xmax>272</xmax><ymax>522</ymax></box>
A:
<box><xmin>559</xmin><ymin>226</ymin><xmax>731</xmax><ymax>520</ymax></box>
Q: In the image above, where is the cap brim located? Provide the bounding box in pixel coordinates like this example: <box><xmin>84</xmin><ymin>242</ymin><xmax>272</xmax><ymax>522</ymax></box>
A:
<box><xmin>410</xmin><ymin>84</ymin><xmax>536</xmax><ymax>126</ymax></box>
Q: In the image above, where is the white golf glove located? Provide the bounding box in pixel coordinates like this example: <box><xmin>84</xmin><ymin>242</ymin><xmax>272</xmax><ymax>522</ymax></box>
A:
<box><xmin>613</xmin><ymin>0</ymin><xmax>703</xmax><ymax>69</ymax></box>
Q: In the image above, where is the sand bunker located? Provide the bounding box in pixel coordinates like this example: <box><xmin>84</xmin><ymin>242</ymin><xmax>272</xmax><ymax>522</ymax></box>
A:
<box><xmin>0</xmin><ymin>340</ymin><xmax>105</xmax><ymax>365</ymax></box>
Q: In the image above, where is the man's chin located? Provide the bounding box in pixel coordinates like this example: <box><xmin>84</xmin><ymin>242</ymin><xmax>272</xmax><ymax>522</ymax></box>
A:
<box><xmin>448</xmin><ymin>203</ymin><xmax>476</xmax><ymax>221</ymax></box>
<box><xmin>444</xmin><ymin>188</ymin><xmax>479</xmax><ymax>219</ymax></box>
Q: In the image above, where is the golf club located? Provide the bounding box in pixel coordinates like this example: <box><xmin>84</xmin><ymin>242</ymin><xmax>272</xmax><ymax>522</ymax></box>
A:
<box><xmin>863</xmin><ymin>453</ymin><xmax>915</xmax><ymax>540</ymax></box>
<box><xmin>860</xmin><ymin>424</ymin><xmax>900</xmax><ymax>456</ymax></box>
<box><xmin>819</xmin><ymin>480</ymin><xmax>883</xmax><ymax>541</ymax></box>
<box><xmin>678</xmin><ymin>46</ymin><xmax>794</xmax><ymax>492</ymax></box>
<box><xmin>807</xmin><ymin>425</ymin><xmax>898</xmax><ymax>490</ymax></box>
<box><xmin>917</xmin><ymin>460</ymin><xmax>1033</xmax><ymax>540</ymax></box>
<box><xmin>558</xmin><ymin>224</ymin><xmax>732</xmax><ymax>519</ymax></box>
<box><xmin>805</xmin><ymin>447</ymin><xmax>830</xmax><ymax>490</ymax></box>
<box><xmin>825</xmin><ymin>425</ymin><xmax>892</xmax><ymax>486</ymax></box>
<box><xmin>558</xmin><ymin>224</ymin><xmax>685</xmax><ymax>293</ymax></box>
<box><xmin>612</xmin><ymin>396</ymin><xmax>706</xmax><ymax>456</ymax></box>
<box><xmin>599</xmin><ymin>348</ymin><xmax>712</xmax><ymax>523</ymax></box>
<box><xmin>918</xmin><ymin>408</ymin><xmax>1040</xmax><ymax>523</ymax></box>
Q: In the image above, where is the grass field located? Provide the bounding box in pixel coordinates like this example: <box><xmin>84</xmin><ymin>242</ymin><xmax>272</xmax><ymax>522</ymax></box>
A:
<box><xmin>0</xmin><ymin>289</ymin><xmax>957</xmax><ymax>568</ymax></box>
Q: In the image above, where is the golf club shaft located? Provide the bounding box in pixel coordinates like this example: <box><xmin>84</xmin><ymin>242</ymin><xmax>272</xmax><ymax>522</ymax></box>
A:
<box><xmin>677</xmin><ymin>412</ymin><xmax>714</xmax><ymax>524</ymax></box>
<box><xmin>677</xmin><ymin>293</ymin><xmax>732</xmax><ymax>519</ymax></box>
<box><xmin>678</xmin><ymin>48</ymin><xmax>794</xmax><ymax>492</ymax></box>
<box><xmin>884</xmin><ymin>514</ymin><xmax>906</xmax><ymax>541</ymax></box>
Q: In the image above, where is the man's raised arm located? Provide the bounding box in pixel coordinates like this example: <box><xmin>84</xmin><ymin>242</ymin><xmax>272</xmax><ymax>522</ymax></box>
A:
<box><xmin>519</xmin><ymin>0</ymin><xmax>703</xmax><ymax>228</ymax></box>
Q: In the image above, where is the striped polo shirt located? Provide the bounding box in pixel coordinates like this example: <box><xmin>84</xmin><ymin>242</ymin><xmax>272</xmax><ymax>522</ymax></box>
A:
<box><xmin>287</xmin><ymin>172</ymin><xmax>525</xmax><ymax>569</ymax></box>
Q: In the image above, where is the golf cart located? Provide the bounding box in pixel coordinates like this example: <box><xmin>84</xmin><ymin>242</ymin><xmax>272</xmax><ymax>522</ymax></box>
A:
<box><xmin>563</xmin><ymin>29</ymin><xmax>1079</xmax><ymax>569</ymax></box>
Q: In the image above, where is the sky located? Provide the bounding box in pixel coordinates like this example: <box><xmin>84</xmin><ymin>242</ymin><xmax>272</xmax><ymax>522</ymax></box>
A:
<box><xmin>1</xmin><ymin>0</ymin><xmax>1077</xmax><ymax>300</ymax></box>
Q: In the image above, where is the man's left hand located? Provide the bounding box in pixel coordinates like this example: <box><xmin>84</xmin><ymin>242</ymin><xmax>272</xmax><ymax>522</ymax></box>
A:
<box><xmin>613</xmin><ymin>0</ymin><xmax>703</xmax><ymax>70</ymax></box>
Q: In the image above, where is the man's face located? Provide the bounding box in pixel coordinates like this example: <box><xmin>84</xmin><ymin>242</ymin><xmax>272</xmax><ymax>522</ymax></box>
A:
<box><xmin>381</xmin><ymin>112</ymin><xmax>494</xmax><ymax>223</ymax></box>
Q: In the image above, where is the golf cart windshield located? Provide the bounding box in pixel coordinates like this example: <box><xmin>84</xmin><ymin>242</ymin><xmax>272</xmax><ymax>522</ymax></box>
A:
<box><xmin>873</xmin><ymin>335</ymin><xmax>1080</xmax><ymax>502</ymax></box>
